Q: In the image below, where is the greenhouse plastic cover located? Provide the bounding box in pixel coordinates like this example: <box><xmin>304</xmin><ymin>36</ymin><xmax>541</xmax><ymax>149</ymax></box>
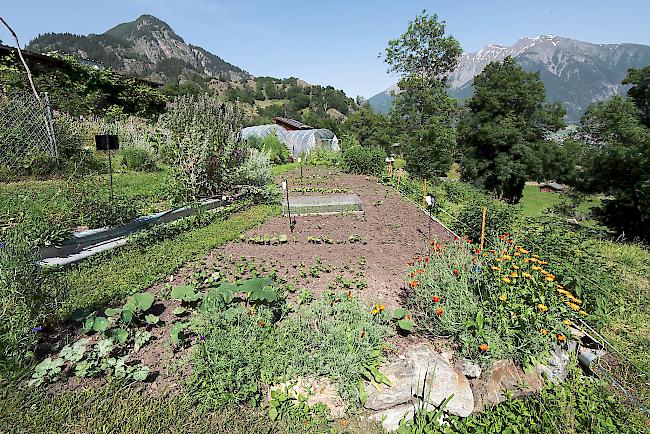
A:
<box><xmin>241</xmin><ymin>124</ymin><xmax>339</xmax><ymax>157</ymax></box>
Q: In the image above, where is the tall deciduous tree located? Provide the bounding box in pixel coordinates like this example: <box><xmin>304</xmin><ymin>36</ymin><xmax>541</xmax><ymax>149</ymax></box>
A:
<box><xmin>383</xmin><ymin>11</ymin><xmax>462</xmax><ymax>178</ymax></box>
<box><xmin>623</xmin><ymin>65</ymin><xmax>650</xmax><ymax>127</ymax></box>
<box><xmin>578</xmin><ymin>95</ymin><xmax>650</xmax><ymax>240</ymax></box>
<box><xmin>459</xmin><ymin>57</ymin><xmax>566</xmax><ymax>203</ymax></box>
<box><xmin>342</xmin><ymin>104</ymin><xmax>394</xmax><ymax>152</ymax></box>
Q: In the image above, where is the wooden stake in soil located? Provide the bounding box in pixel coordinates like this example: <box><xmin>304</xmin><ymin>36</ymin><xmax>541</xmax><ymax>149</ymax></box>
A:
<box><xmin>480</xmin><ymin>207</ymin><xmax>487</xmax><ymax>250</ymax></box>
<box><xmin>283</xmin><ymin>180</ymin><xmax>293</xmax><ymax>234</ymax></box>
<box><xmin>422</xmin><ymin>178</ymin><xmax>427</xmax><ymax>208</ymax></box>
<box><xmin>397</xmin><ymin>172</ymin><xmax>401</xmax><ymax>192</ymax></box>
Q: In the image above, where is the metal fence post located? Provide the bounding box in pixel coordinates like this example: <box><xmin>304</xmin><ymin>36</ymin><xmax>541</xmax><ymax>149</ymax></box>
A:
<box><xmin>43</xmin><ymin>92</ymin><xmax>57</xmax><ymax>159</ymax></box>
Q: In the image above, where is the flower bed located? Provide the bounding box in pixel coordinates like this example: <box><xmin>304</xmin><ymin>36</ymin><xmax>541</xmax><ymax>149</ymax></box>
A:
<box><xmin>405</xmin><ymin>234</ymin><xmax>587</xmax><ymax>366</ymax></box>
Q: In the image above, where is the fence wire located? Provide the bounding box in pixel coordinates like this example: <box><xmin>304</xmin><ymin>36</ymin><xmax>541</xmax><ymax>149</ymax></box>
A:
<box><xmin>0</xmin><ymin>91</ymin><xmax>56</xmax><ymax>174</ymax></box>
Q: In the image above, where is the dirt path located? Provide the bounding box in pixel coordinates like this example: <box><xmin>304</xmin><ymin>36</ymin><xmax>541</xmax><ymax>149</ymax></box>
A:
<box><xmin>217</xmin><ymin>166</ymin><xmax>452</xmax><ymax>307</ymax></box>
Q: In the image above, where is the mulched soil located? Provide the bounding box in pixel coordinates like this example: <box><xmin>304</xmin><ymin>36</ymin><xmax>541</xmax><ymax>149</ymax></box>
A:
<box><xmin>42</xmin><ymin>166</ymin><xmax>453</xmax><ymax>396</ymax></box>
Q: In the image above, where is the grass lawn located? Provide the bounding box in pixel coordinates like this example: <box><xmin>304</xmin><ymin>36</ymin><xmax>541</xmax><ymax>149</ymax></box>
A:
<box><xmin>255</xmin><ymin>98</ymin><xmax>289</xmax><ymax>109</ymax></box>
<box><xmin>0</xmin><ymin>170</ymin><xmax>173</xmax><ymax>225</ymax></box>
<box><xmin>520</xmin><ymin>185</ymin><xmax>602</xmax><ymax>219</ymax></box>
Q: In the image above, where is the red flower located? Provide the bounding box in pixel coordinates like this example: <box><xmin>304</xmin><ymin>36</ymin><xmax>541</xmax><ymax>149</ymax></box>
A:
<box><xmin>453</xmin><ymin>269</ymin><xmax>459</xmax><ymax>276</ymax></box>
<box><xmin>436</xmin><ymin>308</ymin><xmax>443</xmax><ymax>317</ymax></box>
<box><xmin>433</xmin><ymin>296</ymin><xmax>440</xmax><ymax>303</ymax></box>
<box><xmin>454</xmin><ymin>236</ymin><xmax>459</xmax><ymax>241</ymax></box>
<box><xmin>467</xmin><ymin>239</ymin><xmax>473</xmax><ymax>244</ymax></box>
<box><xmin>425</xmin><ymin>257</ymin><xmax>430</xmax><ymax>263</ymax></box>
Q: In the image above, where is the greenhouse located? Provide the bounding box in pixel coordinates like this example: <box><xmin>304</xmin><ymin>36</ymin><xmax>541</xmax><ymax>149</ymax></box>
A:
<box><xmin>240</xmin><ymin>122</ymin><xmax>339</xmax><ymax>158</ymax></box>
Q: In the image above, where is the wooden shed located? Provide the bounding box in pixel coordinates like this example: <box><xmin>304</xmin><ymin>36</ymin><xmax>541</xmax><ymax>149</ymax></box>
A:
<box><xmin>539</xmin><ymin>182</ymin><xmax>566</xmax><ymax>193</ymax></box>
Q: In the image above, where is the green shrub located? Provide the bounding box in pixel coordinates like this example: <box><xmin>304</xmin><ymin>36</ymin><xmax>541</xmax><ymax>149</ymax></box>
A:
<box><xmin>120</xmin><ymin>147</ymin><xmax>157</xmax><ymax>172</ymax></box>
<box><xmin>342</xmin><ymin>146</ymin><xmax>386</xmax><ymax>176</ymax></box>
<box><xmin>306</xmin><ymin>146</ymin><xmax>341</xmax><ymax>167</ymax></box>
<box><xmin>260</xmin><ymin>135</ymin><xmax>290</xmax><ymax>164</ymax></box>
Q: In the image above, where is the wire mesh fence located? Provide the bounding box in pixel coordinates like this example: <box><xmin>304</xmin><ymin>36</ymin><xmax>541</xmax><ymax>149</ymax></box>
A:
<box><xmin>0</xmin><ymin>90</ymin><xmax>57</xmax><ymax>176</ymax></box>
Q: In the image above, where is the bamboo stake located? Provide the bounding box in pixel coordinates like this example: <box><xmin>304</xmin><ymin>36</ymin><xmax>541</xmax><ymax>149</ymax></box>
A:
<box><xmin>480</xmin><ymin>207</ymin><xmax>487</xmax><ymax>250</ymax></box>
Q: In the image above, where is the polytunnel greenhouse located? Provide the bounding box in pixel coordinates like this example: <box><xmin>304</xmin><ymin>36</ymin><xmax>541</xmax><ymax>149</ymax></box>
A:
<box><xmin>240</xmin><ymin>124</ymin><xmax>339</xmax><ymax>158</ymax></box>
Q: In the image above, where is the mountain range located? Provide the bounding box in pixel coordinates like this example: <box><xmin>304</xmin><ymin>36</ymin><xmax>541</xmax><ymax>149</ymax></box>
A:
<box><xmin>27</xmin><ymin>15</ymin><xmax>249</xmax><ymax>84</ymax></box>
<box><xmin>368</xmin><ymin>35</ymin><xmax>650</xmax><ymax>121</ymax></box>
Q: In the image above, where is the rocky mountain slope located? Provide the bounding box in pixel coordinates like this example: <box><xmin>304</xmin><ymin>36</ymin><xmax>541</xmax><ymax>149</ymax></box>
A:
<box><xmin>369</xmin><ymin>35</ymin><xmax>650</xmax><ymax>121</ymax></box>
<box><xmin>27</xmin><ymin>15</ymin><xmax>249</xmax><ymax>83</ymax></box>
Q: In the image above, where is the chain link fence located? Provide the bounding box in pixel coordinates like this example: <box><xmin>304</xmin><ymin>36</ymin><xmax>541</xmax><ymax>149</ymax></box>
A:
<box><xmin>0</xmin><ymin>90</ymin><xmax>57</xmax><ymax>177</ymax></box>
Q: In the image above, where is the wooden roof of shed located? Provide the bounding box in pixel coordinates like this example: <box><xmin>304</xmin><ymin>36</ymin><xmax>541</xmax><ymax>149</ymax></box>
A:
<box><xmin>273</xmin><ymin>117</ymin><xmax>312</xmax><ymax>130</ymax></box>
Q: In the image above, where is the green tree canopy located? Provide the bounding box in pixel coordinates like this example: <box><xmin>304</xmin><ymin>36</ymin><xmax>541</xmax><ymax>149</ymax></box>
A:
<box><xmin>459</xmin><ymin>56</ymin><xmax>566</xmax><ymax>203</ymax></box>
<box><xmin>622</xmin><ymin>65</ymin><xmax>650</xmax><ymax>127</ymax></box>
<box><xmin>342</xmin><ymin>104</ymin><xmax>394</xmax><ymax>152</ymax></box>
<box><xmin>578</xmin><ymin>95</ymin><xmax>650</xmax><ymax>240</ymax></box>
<box><xmin>384</xmin><ymin>11</ymin><xmax>462</xmax><ymax>178</ymax></box>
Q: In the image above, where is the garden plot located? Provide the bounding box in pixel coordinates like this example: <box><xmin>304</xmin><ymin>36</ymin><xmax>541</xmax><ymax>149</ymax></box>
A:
<box><xmin>223</xmin><ymin>166</ymin><xmax>452</xmax><ymax>307</ymax></box>
<box><xmin>282</xmin><ymin>194</ymin><xmax>363</xmax><ymax>215</ymax></box>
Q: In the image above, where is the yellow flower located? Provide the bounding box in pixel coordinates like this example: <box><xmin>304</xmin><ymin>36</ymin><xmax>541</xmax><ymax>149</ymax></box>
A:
<box><xmin>529</xmin><ymin>258</ymin><xmax>539</xmax><ymax>263</ymax></box>
<box><xmin>531</xmin><ymin>265</ymin><xmax>542</xmax><ymax>271</ymax></box>
<box><xmin>502</xmin><ymin>255</ymin><xmax>512</xmax><ymax>260</ymax></box>
<box><xmin>522</xmin><ymin>272</ymin><xmax>532</xmax><ymax>278</ymax></box>
<box><xmin>579</xmin><ymin>310</ymin><xmax>588</xmax><ymax>316</ymax></box>
<box><xmin>379</xmin><ymin>304</ymin><xmax>385</xmax><ymax>311</ymax></box>
<box><xmin>539</xmin><ymin>261</ymin><xmax>549</xmax><ymax>265</ymax></box>
<box><xmin>510</xmin><ymin>272</ymin><xmax>519</xmax><ymax>278</ymax></box>
<box><xmin>563</xmin><ymin>319</ymin><xmax>571</xmax><ymax>326</ymax></box>
<box><xmin>499</xmin><ymin>294</ymin><xmax>507</xmax><ymax>302</ymax></box>
<box><xmin>502</xmin><ymin>277</ymin><xmax>511</xmax><ymax>284</ymax></box>
<box><xmin>491</xmin><ymin>266</ymin><xmax>501</xmax><ymax>271</ymax></box>
<box><xmin>371</xmin><ymin>309</ymin><xmax>378</xmax><ymax>315</ymax></box>
<box><xmin>512</xmin><ymin>265</ymin><xmax>520</xmax><ymax>270</ymax></box>
<box><xmin>519</xmin><ymin>248</ymin><xmax>530</xmax><ymax>254</ymax></box>
<box><xmin>532</xmin><ymin>255</ymin><xmax>540</xmax><ymax>259</ymax></box>
<box><xmin>566</xmin><ymin>302</ymin><xmax>580</xmax><ymax>311</ymax></box>
<box><xmin>546</xmin><ymin>276</ymin><xmax>555</xmax><ymax>282</ymax></box>
<box><xmin>540</xmin><ymin>270</ymin><xmax>549</xmax><ymax>276</ymax></box>
<box><xmin>537</xmin><ymin>304</ymin><xmax>549</xmax><ymax>312</ymax></box>
<box><xmin>540</xmin><ymin>328</ymin><xmax>548</xmax><ymax>335</ymax></box>
<box><xmin>514</xmin><ymin>252</ymin><xmax>521</xmax><ymax>257</ymax></box>
<box><xmin>495</xmin><ymin>258</ymin><xmax>502</xmax><ymax>262</ymax></box>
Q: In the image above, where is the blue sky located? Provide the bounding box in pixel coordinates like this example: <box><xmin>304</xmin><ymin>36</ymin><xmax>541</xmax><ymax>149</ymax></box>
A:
<box><xmin>2</xmin><ymin>1</ymin><xmax>650</xmax><ymax>98</ymax></box>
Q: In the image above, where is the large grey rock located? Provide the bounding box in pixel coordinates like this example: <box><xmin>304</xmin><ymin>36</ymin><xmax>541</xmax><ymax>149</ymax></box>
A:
<box><xmin>536</xmin><ymin>346</ymin><xmax>570</xmax><ymax>383</ymax></box>
<box><xmin>473</xmin><ymin>360</ymin><xmax>545</xmax><ymax>412</ymax></box>
<box><xmin>407</xmin><ymin>343</ymin><xmax>474</xmax><ymax>417</ymax></box>
<box><xmin>458</xmin><ymin>358</ymin><xmax>482</xmax><ymax>379</ymax></box>
<box><xmin>365</xmin><ymin>359</ymin><xmax>415</xmax><ymax>410</ymax></box>
<box><xmin>270</xmin><ymin>377</ymin><xmax>346</xmax><ymax>418</ymax></box>
<box><xmin>368</xmin><ymin>401</ymin><xmax>416</xmax><ymax>432</ymax></box>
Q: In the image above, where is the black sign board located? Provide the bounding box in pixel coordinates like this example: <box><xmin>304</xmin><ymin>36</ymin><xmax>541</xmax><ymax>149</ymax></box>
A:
<box><xmin>95</xmin><ymin>134</ymin><xmax>119</xmax><ymax>151</ymax></box>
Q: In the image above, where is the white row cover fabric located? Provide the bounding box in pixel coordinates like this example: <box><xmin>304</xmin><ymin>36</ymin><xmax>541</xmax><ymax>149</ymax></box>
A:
<box><xmin>241</xmin><ymin>124</ymin><xmax>339</xmax><ymax>157</ymax></box>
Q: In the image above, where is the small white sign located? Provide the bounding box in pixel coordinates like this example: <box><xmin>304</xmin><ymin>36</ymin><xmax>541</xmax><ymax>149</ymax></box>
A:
<box><xmin>298</xmin><ymin>157</ymin><xmax>302</xmax><ymax>164</ymax></box>
<box><xmin>425</xmin><ymin>195</ymin><xmax>433</xmax><ymax>206</ymax></box>
<box><xmin>385</xmin><ymin>157</ymin><xmax>391</xmax><ymax>163</ymax></box>
<box><xmin>282</xmin><ymin>181</ymin><xmax>287</xmax><ymax>190</ymax></box>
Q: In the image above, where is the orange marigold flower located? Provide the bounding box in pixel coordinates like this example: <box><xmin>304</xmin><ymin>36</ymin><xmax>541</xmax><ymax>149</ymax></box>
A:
<box><xmin>347</xmin><ymin>290</ymin><xmax>352</xmax><ymax>300</ymax></box>
<box><xmin>410</xmin><ymin>280</ymin><xmax>419</xmax><ymax>288</ymax></box>
<box><xmin>436</xmin><ymin>308</ymin><xmax>444</xmax><ymax>317</ymax></box>
<box><xmin>502</xmin><ymin>277</ymin><xmax>511</xmax><ymax>284</ymax></box>
<box><xmin>519</xmin><ymin>248</ymin><xmax>530</xmax><ymax>254</ymax></box>
<box><xmin>514</xmin><ymin>252</ymin><xmax>521</xmax><ymax>257</ymax></box>
<box><xmin>258</xmin><ymin>320</ymin><xmax>266</xmax><ymax>327</ymax></box>
<box><xmin>546</xmin><ymin>276</ymin><xmax>555</xmax><ymax>282</ymax></box>
<box><xmin>512</xmin><ymin>265</ymin><xmax>520</xmax><ymax>270</ymax></box>
<box><xmin>479</xmin><ymin>343</ymin><xmax>490</xmax><ymax>351</ymax></box>
<box><xmin>249</xmin><ymin>307</ymin><xmax>254</xmax><ymax>316</ymax></box>
<box><xmin>416</xmin><ymin>269</ymin><xmax>424</xmax><ymax>274</ymax></box>
<box><xmin>557</xmin><ymin>334</ymin><xmax>567</xmax><ymax>342</ymax></box>
<box><xmin>540</xmin><ymin>328</ymin><xmax>548</xmax><ymax>335</ymax></box>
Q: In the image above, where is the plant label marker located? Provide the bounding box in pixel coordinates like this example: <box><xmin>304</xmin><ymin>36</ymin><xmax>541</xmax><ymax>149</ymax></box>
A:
<box><xmin>479</xmin><ymin>207</ymin><xmax>487</xmax><ymax>249</ymax></box>
<box><xmin>397</xmin><ymin>172</ymin><xmax>401</xmax><ymax>192</ymax></box>
<box><xmin>298</xmin><ymin>157</ymin><xmax>303</xmax><ymax>189</ymax></box>
<box><xmin>95</xmin><ymin>134</ymin><xmax>120</xmax><ymax>202</ymax></box>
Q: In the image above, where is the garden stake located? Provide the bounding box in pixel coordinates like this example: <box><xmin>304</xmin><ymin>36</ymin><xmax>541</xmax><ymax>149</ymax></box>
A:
<box><xmin>480</xmin><ymin>207</ymin><xmax>487</xmax><ymax>250</ymax></box>
<box><xmin>107</xmin><ymin>147</ymin><xmax>114</xmax><ymax>202</ymax></box>
<box><xmin>283</xmin><ymin>180</ymin><xmax>293</xmax><ymax>234</ymax></box>
<box><xmin>422</xmin><ymin>178</ymin><xmax>427</xmax><ymax>208</ymax></box>
<box><xmin>397</xmin><ymin>172</ymin><xmax>401</xmax><ymax>192</ymax></box>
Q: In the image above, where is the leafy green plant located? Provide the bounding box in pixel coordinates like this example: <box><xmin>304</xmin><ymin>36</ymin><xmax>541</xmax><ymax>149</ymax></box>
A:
<box><xmin>342</xmin><ymin>146</ymin><xmax>387</xmax><ymax>176</ymax></box>
<box><xmin>120</xmin><ymin>147</ymin><xmax>158</xmax><ymax>172</ymax></box>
